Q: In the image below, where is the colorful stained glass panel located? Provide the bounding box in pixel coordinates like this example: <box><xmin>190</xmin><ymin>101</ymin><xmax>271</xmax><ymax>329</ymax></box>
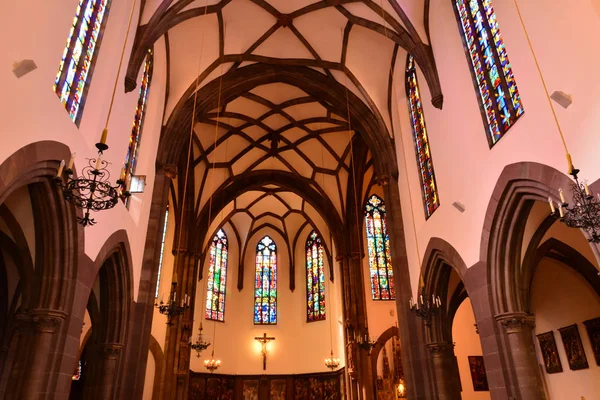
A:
<box><xmin>365</xmin><ymin>195</ymin><xmax>395</xmax><ymax>300</ymax></box>
<box><xmin>54</xmin><ymin>0</ymin><xmax>110</xmax><ymax>124</ymax></box>
<box><xmin>206</xmin><ymin>229</ymin><xmax>228</xmax><ymax>322</ymax></box>
<box><xmin>454</xmin><ymin>0</ymin><xmax>523</xmax><ymax>146</ymax></box>
<box><xmin>306</xmin><ymin>231</ymin><xmax>326</xmax><ymax>322</ymax></box>
<box><xmin>405</xmin><ymin>56</ymin><xmax>440</xmax><ymax>219</ymax></box>
<box><xmin>254</xmin><ymin>236</ymin><xmax>277</xmax><ymax>324</ymax></box>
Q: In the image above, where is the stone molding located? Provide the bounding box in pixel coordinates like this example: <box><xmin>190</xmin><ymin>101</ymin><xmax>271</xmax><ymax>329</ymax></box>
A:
<box><xmin>31</xmin><ymin>310</ymin><xmax>68</xmax><ymax>333</ymax></box>
<box><xmin>495</xmin><ymin>312</ymin><xmax>535</xmax><ymax>334</ymax></box>
<box><xmin>426</xmin><ymin>342</ymin><xmax>454</xmax><ymax>357</ymax></box>
<box><xmin>100</xmin><ymin>343</ymin><xmax>124</xmax><ymax>360</ymax></box>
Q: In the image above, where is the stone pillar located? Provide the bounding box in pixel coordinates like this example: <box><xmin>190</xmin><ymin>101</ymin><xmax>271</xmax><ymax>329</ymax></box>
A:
<box><xmin>96</xmin><ymin>343</ymin><xmax>124</xmax><ymax>400</ymax></box>
<box><xmin>382</xmin><ymin>177</ymin><xmax>432</xmax><ymax>399</ymax></box>
<box><xmin>2</xmin><ymin>313</ymin><xmax>33</xmax><ymax>397</ymax></box>
<box><xmin>19</xmin><ymin>310</ymin><xmax>68</xmax><ymax>399</ymax></box>
<box><xmin>426</xmin><ymin>343</ymin><xmax>461</xmax><ymax>400</ymax></box>
<box><xmin>495</xmin><ymin>312</ymin><xmax>544</xmax><ymax>400</ymax></box>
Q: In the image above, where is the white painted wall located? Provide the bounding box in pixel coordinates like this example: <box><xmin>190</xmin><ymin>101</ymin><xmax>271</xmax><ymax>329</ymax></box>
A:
<box><xmin>531</xmin><ymin>257</ymin><xmax>600</xmax><ymax>399</ymax></box>
<box><xmin>453</xmin><ymin>299</ymin><xmax>491</xmax><ymax>400</ymax></box>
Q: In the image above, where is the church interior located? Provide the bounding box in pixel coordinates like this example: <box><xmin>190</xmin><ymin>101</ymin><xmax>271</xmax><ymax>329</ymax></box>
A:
<box><xmin>1</xmin><ymin>0</ymin><xmax>600</xmax><ymax>399</ymax></box>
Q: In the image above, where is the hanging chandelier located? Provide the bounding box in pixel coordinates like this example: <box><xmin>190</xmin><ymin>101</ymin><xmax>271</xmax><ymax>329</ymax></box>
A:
<box><xmin>324</xmin><ymin>350</ymin><xmax>340</xmax><ymax>371</ymax></box>
<box><xmin>409</xmin><ymin>293</ymin><xmax>441</xmax><ymax>321</ymax></box>
<box><xmin>55</xmin><ymin>0</ymin><xmax>139</xmax><ymax>227</ymax></box>
<box><xmin>154</xmin><ymin>282</ymin><xmax>190</xmax><ymax>325</ymax></box>
<box><xmin>204</xmin><ymin>352</ymin><xmax>221</xmax><ymax>373</ymax></box>
<box><xmin>190</xmin><ymin>326</ymin><xmax>211</xmax><ymax>357</ymax></box>
<box><xmin>549</xmin><ymin>167</ymin><xmax>600</xmax><ymax>243</ymax></box>
<box><xmin>355</xmin><ymin>332</ymin><xmax>378</xmax><ymax>353</ymax></box>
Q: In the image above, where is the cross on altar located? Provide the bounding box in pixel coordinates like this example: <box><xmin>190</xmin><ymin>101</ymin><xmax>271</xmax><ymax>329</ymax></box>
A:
<box><xmin>254</xmin><ymin>333</ymin><xmax>275</xmax><ymax>370</ymax></box>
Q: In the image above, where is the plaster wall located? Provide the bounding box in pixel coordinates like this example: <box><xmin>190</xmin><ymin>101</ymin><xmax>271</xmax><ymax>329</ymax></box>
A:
<box><xmin>391</xmin><ymin>0</ymin><xmax>600</xmax><ymax>296</ymax></box>
<box><xmin>142</xmin><ymin>350</ymin><xmax>156</xmax><ymax>400</ymax></box>
<box><xmin>530</xmin><ymin>257</ymin><xmax>600</xmax><ymax>399</ymax></box>
<box><xmin>452</xmin><ymin>299</ymin><xmax>490</xmax><ymax>400</ymax></box>
<box><xmin>0</xmin><ymin>0</ymin><xmax>168</xmax><ymax>299</ymax></box>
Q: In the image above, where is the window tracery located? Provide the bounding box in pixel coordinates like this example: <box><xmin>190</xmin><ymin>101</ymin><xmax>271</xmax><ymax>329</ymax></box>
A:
<box><xmin>254</xmin><ymin>236</ymin><xmax>277</xmax><ymax>324</ymax></box>
<box><xmin>306</xmin><ymin>231</ymin><xmax>326</xmax><ymax>322</ymax></box>
<box><xmin>365</xmin><ymin>195</ymin><xmax>396</xmax><ymax>300</ymax></box>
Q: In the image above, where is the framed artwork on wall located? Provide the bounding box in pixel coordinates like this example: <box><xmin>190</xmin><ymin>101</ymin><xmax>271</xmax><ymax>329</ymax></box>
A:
<box><xmin>242</xmin><ymin>380</ymin><xmax>259</xmax><ymax>400</ymax></box>
<box><xmin>558</xmin><ymin>324</ymin><xmax>589</xmax><ymax>370</ymax></box>
<box><xmin>536</xmin><ymin>331</ymin><xmax>563</xmax><ymax>373</ymax></box>
<box><xmin>270</xmin><ymin>379</ymin><xmax>286</xmax><ymax>400</ymax></box>
<box><xmin>583</xmin><ymin>317</ymin><xmax>600</xmax><ymax>366</ymax></box>
<box><xmin>467</xmin><ymin>356</ymin><xmax>489</xmax><ymax>392</ymax></box>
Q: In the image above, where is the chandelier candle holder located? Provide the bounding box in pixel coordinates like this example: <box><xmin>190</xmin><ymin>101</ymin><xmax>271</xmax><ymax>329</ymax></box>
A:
<box><xmin>548</xmin><ymin>168</ymin><xmax>600</xmax><ymax>243</ymax></box>
<box><xmin>409</xmin><ymin>293</ymin><xmax>441</xmax><ymax>321</ymax></box>
<box><xmin>355</xmin><ymin>332</ymin><xmax>377</xmax><ymax>353</ymax></box>
<box><xmin>324</xmin><ymin>350</ymin><xmax>340</xmax><ymax>371</ymax></box>
<box><xmin>204</xmin><ymin>352</ymin><xmax>221</xmax><ymax>373</ymax></box>
<box><xmin>55</xmin><ymin>143</ymin><xmax>130</xmax><ymax>227</ymax></box>
<box><xmin>154</xmin><ymin>282</ymin><xmax>190</xmax><ymax>325</ymax></box>
<box><xmin>190</xmin><ymin>326</ymin><xmax>211</xmax><ymax>358</ymax></box>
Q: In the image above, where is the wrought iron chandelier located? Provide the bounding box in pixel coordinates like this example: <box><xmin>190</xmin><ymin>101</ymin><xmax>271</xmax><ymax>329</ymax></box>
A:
<box><xmin>355</xmin><ymin>332</ymin><xmax>377</xmax><ymax>353</ymax></box>
<box><xmin>154</xmin><ymin>282</ymin><xmax>190</xmax><ymax>325</ymax></box>
<box><xmin>190</xmin><ymin>326</ymin><xmax>211</xmax><ymax>358</ymax></box>
<box><xmin>409</xmin><ymin>293</ymin><xmax>441</xmax><ymax>321</ymax></box>
<box><xmin>549</xmin><ymin>168</ymin><xmax>600</xmax><ymax>243</ymax></box>
<box><xmin>324</xmin><ymin>350</ymin><xmax>340</xmax><ymax>371</ymax></box>
<box><xmin>55</xmin><ymin>147</ymin><xmax>129</xmax><ymax>227</ymax></box>
<box><xmin>55</xmin><ymin>0</ymin><xmax>139</xmax><ymax>227</ymax></box>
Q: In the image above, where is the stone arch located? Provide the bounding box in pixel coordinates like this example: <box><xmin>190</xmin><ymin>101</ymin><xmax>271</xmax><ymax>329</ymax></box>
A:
<box><xmin>371</xmin><ymin>325</ymin><xmax>400</xmax><ymax>373</ymax></box>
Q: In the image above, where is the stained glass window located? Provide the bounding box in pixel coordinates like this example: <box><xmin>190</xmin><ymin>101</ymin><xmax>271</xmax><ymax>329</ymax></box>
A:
<box><xmin>54</xmin><ymin>0</ymin><xmax>111</xmax><ymax>125</ymax></box>
<box><xmin>306</xmin><ymin>231</ymin><xmax>326</xmax><ymax>322</ymax></box>
<box><xmin>365</xmin><ymin>195</ymin><xmax>395</xmax><ymax>300</ymax></box>
<box><xmin>155</xmin><ymin>207</ymin><xmax>169</xmax><ymax>298</ymax></box>
<box><xmin>120</xmin><ymin>49</ymin><xmax>153</xmax><ymax>204</ymax></box>
<box><xmin>405</xmin><ymin>56</ymin><xmax>440</xmax><ymax>219</ymax></box>
<box><xmin>72</xmin><ymin>360</ymin><xmax>82</xmax><ymax>381</ymax></box>
<box><xmin>454</xmin><ymin>0</ymin><xmax>524</xmax><ymax>146</ymax></box>
<box><xmin>205</xmin><ymin>229</ymin><xmax>228</xmax><ymax>322</ymax></box>
<box><xmin>254</xmin><ymin>236</ymin><xmax>277</xmax><ymax>324</ymax></box>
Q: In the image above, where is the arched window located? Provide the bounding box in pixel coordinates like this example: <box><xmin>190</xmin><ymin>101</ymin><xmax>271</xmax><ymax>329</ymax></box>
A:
<box><xmin>205</xmin><ymin>229</ymin><xmax>228</xmax><ymax>322</ymax></box>
<box><xmin>120</xmin><ymin>49</ymin><xmax>154</xmax><ymax>203</ymax></box>
<box><xmin>453</xmin><ymin>0</ymin><xmax>524</xmax><ymax>146</ymax></box>
<box><xmin>54</xmin><ymin>0</ymin><xmax>111</xmax><ymax>125</ymax></box>
<box><xmin>155</xmin><ymin>206</ymin><xmax>169</xmax><ymax>298</ymax></box>
<box><xmin>306</xmin><ymin>231</ymin><xmax>326</xmax><ymax>322</ymax></box>
<box><xmin>254</xmin><ymin>236</ymin><xmax>277</xmax><ymax>324</ymax></box>
<box><xmin>405</xmin><ymin>55</ymin><xmax>440</xmax><ymax>219</ymax></box>
<box><xmin>365</xmin><ymin>195</ymin><xmax>395</xmax><ymax>300</ymax></box>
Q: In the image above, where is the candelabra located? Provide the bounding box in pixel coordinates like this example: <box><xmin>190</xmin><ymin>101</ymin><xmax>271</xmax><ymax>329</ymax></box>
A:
<box><xmin>204</xmin><ymin>353</ymin><xmax>221</xmax><ymax>373</ymax></box>
<box><xmin>355</xmin><ymin>332</ymin><xmax>377</xmax><ymax>353</ymax></box>
<box><xmin>324</xmin><ymin>350</ymin><xmax>340</xmax><ymax>370</ymax></box>
<box><xmin>154</xmin><ymin>282</ymin><xmax>190</xmax><ymax>325</ymax></box>
<box><xmin>549</xmin><ymin>168</ymin><xmax>600</xmax><ymax>243</ymax></box>
<box><xmin>190</xmin><ymin>326</ymin><xmax>211</xmax><ymax>358</ymax></box>
<box><xmin>55</xmin><ymin>146</ymin><xmax>130</xmax><ymax>227</ymax></box>
<box><xmin>409</xmin><ymin>293</ymin><xmax>441</xmax><ymax>321</ymax></box>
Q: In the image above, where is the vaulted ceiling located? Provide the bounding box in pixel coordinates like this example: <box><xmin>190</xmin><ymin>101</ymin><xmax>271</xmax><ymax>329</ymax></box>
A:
<box><xmin>128</xmin><ymin>0</ymin><xmax>443</xmax><ymax>267</ymax></box>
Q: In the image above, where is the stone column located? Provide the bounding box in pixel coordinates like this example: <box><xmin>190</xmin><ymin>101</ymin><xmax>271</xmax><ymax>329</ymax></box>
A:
<box><xmin>97</xmin><ymin>343</ymin><xmax>124</xmax><ymax>400</ymax></box>
<box><xmin>2</xmin><ymin>313</ymin><xmax>32</xmax><ymax>397</ymax></box>
<box><xmin>495</xmin><ymin>312</ymin><xmax>544</xmax><ymax>400</ymax></box>
<box><xmin>19</xmin><ymin>310</ymin><xmax>68</xmax><ymax>399</ymax></box>
<box><xmin>426</xmin><ymin>343</ymin><xmax>461</xmax><ymax>400</ymax></box>
<box><xmin>382</xmin><ymin>177</ymin><xmax>432</xmax><ymax>399</ymax></box>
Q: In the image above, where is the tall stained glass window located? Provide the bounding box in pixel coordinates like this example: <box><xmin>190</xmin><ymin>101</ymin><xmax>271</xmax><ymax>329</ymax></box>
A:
<box><xmin>120</xmin><ymin>50</ymin><xmax>153</xmax><ymax>203</ymax></box>
<box><xmin>454</xmin><ymin>0</ymin><xmax>524</xmax><ymax>146</ymax></box>
<box><xmin>54</xmin><ymin>0</ymin><xmax>111</xmax><ymax>125</ymax></box>
<box><xmin>205</xmin><ymin>229</ymin><xmax>228</xmax><ymax>322</ymax></box>
<box><xmin>405</xmin><ymin>55</ymin><xmax>440</xmax><ymax>219</ymax></box>
<box><xmin>365</xmin><ymin>195</ymin><xmax>395</xmax><ymax>300</ymax></box>
<box><xmin>306</xmin><ymin>231</ymin><xmax>326</xmax><ymax>322</ymax></box>
<box><xmin>155</xmin><ymin>207</ymin><xmax>169</xmax><ymax>298</ymax></box>
<box><xmin>254</xmin><ymin>236</ymin><xmax>277</xmax><ymax>324</ymax></box>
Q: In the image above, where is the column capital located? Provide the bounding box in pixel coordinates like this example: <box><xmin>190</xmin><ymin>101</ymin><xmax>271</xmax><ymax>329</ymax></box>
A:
<box><xmin>375</xmin><ymin>174</ymin><xmax>391</xmax><ymax>186</ymax></box>
<box><xmin>31</xmin><ymin>310</ymin><xmax>68</xmax><ymax>333</ymax></box>
<box><xmin>159</xmin><ymin>163</ymin><xmax>178</xmax><ymax>179</ymax></box>
<box><xmin>426</xmin><ymin>342</ymin><xmax>454</xmax><ymax>357</ymax></box>
<box><xmin>99</xmin><ymin>343</ymin><xmax>124</xmax><ymax>360</ymax></box>
<box><xmin>495</xmin><ymin>312</ymin><xmax>535</xmax><ymax>334</ymax></box>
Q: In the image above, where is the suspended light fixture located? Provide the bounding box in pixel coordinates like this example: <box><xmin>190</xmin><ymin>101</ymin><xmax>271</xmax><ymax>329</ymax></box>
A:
<box><xmin>509</xmin><ymin>0</ymin><xmax>600</xmax><ymax>242</ymax></box>
<box><xmin>190</xmin><ymin>326</ymin><xmax>211</xmax><ymax>357</ymax></box>
<box><xmin>324</xmin><ymin>350</ymin><xmax>340</xmax><ymax>371</ymax></box>
<box><xmin>204</xmin><ymin>355</ymin><xmax>221</xmax><ymax>373</ymax></box>
<box><xmin>154</xmin><ymin>279</ymin><xmax>190</xmax><ymax>325</ymax></box>
<box><xmin>409</xmin><ymin>293</ymin><xmax>441</xmax><ymax>321</ymax></box>
<box><xmin>54</xmin><ymin>0</ymin><xmax>139</xmax><ymax>226</ymax></box>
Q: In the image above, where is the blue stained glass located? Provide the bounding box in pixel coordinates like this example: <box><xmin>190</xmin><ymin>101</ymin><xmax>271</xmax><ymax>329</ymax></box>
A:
<box><xmin>454</xmin><ymin>0</ymin><xmax>523</xmax><ymax>145</ymax></box>
<box><xmin>254</xmin><ymin>236</ymin><xmax>277</xmax><ymax>324</ymax></box>
<box><xmin>54</xmin><ymin>0</ymin><xmax>110</xmax><ymax>124</ymax></box>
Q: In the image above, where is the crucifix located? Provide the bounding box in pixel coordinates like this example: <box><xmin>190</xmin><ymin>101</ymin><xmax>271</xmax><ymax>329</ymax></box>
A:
<box><xmin>254</xmin><ymin>332</ymin><xmax>275</xmax><ymax>370</ymax></box>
